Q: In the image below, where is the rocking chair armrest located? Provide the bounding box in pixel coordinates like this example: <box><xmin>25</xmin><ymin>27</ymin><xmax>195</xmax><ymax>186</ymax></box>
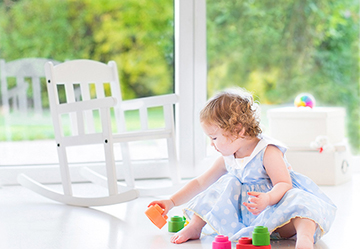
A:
<box><xmin>57</xmin><ymin>97</ymin><xmax>117</xmax><ymax>114</ymax></box>
<box><xmin>120</xmin><ymin>94</ymin><xmax>178</xmax><ymax>111</ymax></box>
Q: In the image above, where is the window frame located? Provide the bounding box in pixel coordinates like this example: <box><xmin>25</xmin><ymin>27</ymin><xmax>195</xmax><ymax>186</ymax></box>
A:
<box><xmin>0</xmin><ymin>0</ymin><xmax>208</xmax><ymax>184</ymax></box>
<box><xmin>175</xmin><ymin>0</ymin><xmax>207</xmax><ymax>177</ymax></box>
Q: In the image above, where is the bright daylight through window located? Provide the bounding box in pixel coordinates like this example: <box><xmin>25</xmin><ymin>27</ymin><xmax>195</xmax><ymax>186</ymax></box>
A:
<box><xmin>0</xmin><ymin>0</ymin><xmax>175</xmax><ymax>166</ymax></box>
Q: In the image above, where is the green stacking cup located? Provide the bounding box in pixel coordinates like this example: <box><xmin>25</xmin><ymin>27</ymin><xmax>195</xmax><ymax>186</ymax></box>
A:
<box><xmin>168</xmin><ymin>216</ymin><xmax>186</xmax><ymax>232</ymax></box>
<box><xmin>252</xmin><ymin>226</ymin><xmax>270</xmax><ymax>246</ymax></box>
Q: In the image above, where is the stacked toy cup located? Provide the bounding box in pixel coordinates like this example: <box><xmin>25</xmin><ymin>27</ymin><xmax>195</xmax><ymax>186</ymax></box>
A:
<box><xmin>212</xmin><ymin>235</ymin><xmax>231</xmax><ymax>249</ymax></box>
<box><xmin>145</xmin><ymin>204</ymin><xmax>168</xmax><ymax>229</ymax></box>
<box><xmin>145</xmin><ymin>205</ymin><xmax>187</xmax><ymax>232</ymax></box>
<box><xmin>236</xmin><ymin>226</ymin><xmax>271</xmax><ymax>249</ymax></box>
<box><xmin>294</xmin><ymin>93</ymin><xmax>316</xmax><ymax>108</ymax></box>
<box><xmin>168</xmin><ymin>216</ymin><xmax>186</xmax><ymax>232</ymax></box>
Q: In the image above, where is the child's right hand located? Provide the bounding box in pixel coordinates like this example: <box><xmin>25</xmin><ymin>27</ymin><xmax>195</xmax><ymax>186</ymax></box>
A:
<box><xmin>148</xmin><ymin>199</ymin><xmax>175</xmax><ymax>217</ymax></box>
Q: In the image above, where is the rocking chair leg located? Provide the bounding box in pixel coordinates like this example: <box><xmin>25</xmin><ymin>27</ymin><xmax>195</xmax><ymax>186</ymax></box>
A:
<box><xmin>103</xmin><ymin>140</ymin><xmax>118</xmax><ymax>196</ymax></box>
<box><xmin>121</xmin><ymin>142</ymin><xmax>135</xmax><ymax>188</ymax></box>
<box><xmin>57</xmin><ymin>144</ymin><xmax>73</xmax><ymax>196</ymax></box>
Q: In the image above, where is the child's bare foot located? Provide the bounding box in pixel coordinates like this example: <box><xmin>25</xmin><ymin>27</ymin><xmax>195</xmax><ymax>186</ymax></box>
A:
<box><xmin>170</xmin><ymin>223</ymin><xmax>202</xmax><ymax>244</ymax></box>
<box><xmin>170</xmin><ymin>215</ymin><xmax>206</xmax><ymax>244</ymax></box>
<box><xmin>295</xmin><ymin>234</ymin><xmax>314</xmax><ymax>249</ymax></box>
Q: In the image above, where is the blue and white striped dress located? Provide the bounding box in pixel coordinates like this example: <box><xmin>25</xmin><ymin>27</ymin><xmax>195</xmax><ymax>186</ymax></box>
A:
<box><xmin>183</xmin><ymin>135</ymin><xmax>336</xmax><ymax>243</ymax></box>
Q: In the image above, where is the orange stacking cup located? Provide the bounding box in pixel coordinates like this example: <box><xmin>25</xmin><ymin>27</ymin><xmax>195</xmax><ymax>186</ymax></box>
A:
<box><xmin>145</xmin><ymin>204</ymin><xmax>168</xmax><ymax>229</ymax></box>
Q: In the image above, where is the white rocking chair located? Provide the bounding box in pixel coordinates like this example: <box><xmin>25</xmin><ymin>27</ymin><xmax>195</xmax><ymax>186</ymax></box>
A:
<box><xmin>18</xmin><ymin>59</ymin><xmax>181</xmax><ymax>207</ymax></box>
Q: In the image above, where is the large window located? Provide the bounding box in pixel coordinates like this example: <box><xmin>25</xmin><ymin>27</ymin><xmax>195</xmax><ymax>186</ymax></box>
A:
<box><xmin>0</xmin><ymin>0</ymin><xmax>358</xmax><ymax>179</ymax></box>
<box><xmin>206</xmin><ymin>0</ymin><xmax>359</xmax><ymax>153</ymax></box>
<box><xmin>0</xmin><ymin>0</ymin><xmax>175</xmax><ymax>166</ymax></box>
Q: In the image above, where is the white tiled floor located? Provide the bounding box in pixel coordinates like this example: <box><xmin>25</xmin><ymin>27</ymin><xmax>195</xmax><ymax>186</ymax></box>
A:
<box><xmin>0</xmin><ymin>173</ymin><xmax>359</xmax><ymax>249</ymax></box>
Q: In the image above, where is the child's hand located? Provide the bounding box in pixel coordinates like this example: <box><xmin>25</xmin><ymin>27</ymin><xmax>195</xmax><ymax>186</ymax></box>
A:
<box><xmin>148</xmin><ymin>199</ymin><xmax>175</xmax><ymax>217</ymax></box>
<box><xmin>243</xmin><ymin>191</ymin><xmax>271</xmax><ymax>215</ymax></box>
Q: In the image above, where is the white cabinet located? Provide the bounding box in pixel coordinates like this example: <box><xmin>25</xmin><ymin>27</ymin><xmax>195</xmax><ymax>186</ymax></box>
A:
<box><xmin>267</xmin><ymin>107</ymin><xmax>352</xmax><ymax>185</ymax></box>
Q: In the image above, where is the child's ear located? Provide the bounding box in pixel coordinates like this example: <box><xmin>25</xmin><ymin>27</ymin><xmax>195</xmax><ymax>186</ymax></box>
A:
<box><xmin>239</xmin><ymin>127</ymin><xmax>245</xmax><ymax>137</ymax></box>
<box><xmin>236</xmin><ymin>124</ymin><xmax>245</xmax><ymax>137</ymax></box>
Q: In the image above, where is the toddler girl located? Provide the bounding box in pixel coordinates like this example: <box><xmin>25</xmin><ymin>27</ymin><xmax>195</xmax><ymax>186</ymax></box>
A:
<box><xmin>148</xmin><ymin>88</ymin><xmax>336</xmax><ymax>249</ymax></box>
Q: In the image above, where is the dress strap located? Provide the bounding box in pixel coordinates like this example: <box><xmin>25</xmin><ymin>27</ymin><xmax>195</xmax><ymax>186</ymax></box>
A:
<box><xmin>224</xmin><ymin>135</ymin><xmax>287</xmax><ymax>171</ymax></box>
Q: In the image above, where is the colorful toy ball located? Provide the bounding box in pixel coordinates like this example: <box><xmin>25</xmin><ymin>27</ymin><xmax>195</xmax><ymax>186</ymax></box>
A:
<box><xmin>294</xmin><ymin>93</ymin><xmax>316</xmax><ymax>108</ymax></box>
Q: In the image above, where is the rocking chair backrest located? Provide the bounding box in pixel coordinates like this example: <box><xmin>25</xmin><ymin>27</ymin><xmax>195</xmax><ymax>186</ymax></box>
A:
<box><xmin>45</xmin><ymin>60</ymin><xmax>125</xmax><ymax>140</ymax></box>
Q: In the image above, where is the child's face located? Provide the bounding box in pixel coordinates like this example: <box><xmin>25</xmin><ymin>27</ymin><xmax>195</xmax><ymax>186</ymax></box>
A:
<box><xmin>201</xmin><ymin>122</ymin><xmax>241</xmax><ymax>156</ymax></box>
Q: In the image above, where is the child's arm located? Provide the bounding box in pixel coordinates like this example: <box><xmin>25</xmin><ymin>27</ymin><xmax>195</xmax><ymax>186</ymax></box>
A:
<box><xmin>148</xmin><ymin>156</ymin><xmax>228</xmax><ymax>216</ymax></box>
<box><xmin>243</xmin><ymin>145</ymin><xmax>292</xmax><ymax>215</ymax></box>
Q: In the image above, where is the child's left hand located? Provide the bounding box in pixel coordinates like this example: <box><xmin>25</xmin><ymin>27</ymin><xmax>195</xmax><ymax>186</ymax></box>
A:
<box><xmin>243</xmin><ymin>191</ymin><xmax>271</xmax><ymax>215</ymax></box>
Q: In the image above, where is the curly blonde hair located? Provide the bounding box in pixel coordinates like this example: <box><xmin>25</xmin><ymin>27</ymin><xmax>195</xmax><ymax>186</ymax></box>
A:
<box><xmin>200</xmin><ymin>88</ymin><xmax>262</xmax><ymax>138</ymax></box>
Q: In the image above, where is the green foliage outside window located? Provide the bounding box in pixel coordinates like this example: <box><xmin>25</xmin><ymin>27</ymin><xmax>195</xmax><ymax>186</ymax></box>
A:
<box><xmin>0</xmin><ymin>0</ymin><xmax>174</xmax><ymax>99</ymax></box>
<box><xmin>0</xmin><ymin>0</ymin><xmax>359</xmax><ymax>153</ymax></box>
<box><xmin>207</xmin><ymin>0</ymin><xmax>359</xmax><ymax>153</ymax></box>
